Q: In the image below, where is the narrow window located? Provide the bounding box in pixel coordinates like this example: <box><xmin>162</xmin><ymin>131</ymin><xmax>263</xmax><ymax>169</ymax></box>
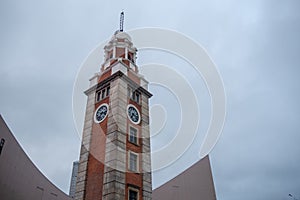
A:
<box><xmin>128</xmin><ymin>189</ymin><xmax>138</xmax><ymax>200</ymax></box>
<box><xmin>129</xmin><ymin>152</ymin><xmax>138</xmax><ymax>172</ymax></box>
<box><xmin>129</xmin><ymin>127</ymin><xmax>138</xmax><ymax>144</ymax></box>
<box><xmin>101</xmin><ymin>89</ymin><xmax>105</xmax><ymax>99</ymax></box>
<box><xmin>96</xmin><ymin>86</ymin><xmax>110</xmax><ymax>102</ymax></box>
<box><xmin>96</xmin><ymin>91</ymin><xmax>101</xmax><ymax>102</ymax></box>
<box><xmin>135</xmin><ymin>93</ymin><xmax>140</xmax><ymax>104</ymax></box>
<box><xmin>128</xmin><ymin>87</ymin><xmax>140</xmax><ymax>104</ymax></box>
<box><xmin>106</xmin><ymin>86</ymin><xmax>110</xmax><ymax>96</ymax></box>
<box><xmin>133</xmin><ymin>91</ymin><xmax>140</xmax><ymax>104</ymax></box>
<box><xmin>131</xmin><ymin>91</ymin><xmax>135</xmax><ymax>100</ymax></box>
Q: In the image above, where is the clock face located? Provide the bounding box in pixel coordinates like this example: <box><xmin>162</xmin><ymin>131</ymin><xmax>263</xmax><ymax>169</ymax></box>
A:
<box><xmin>127</xmin><ymin>105</ymin><xmax>140</xmax><ymax>124</ymax></box>
<box><xmin>94</xmin><ymin>103</ymin><xmax>109</xmax><ymax>123</ymax></box>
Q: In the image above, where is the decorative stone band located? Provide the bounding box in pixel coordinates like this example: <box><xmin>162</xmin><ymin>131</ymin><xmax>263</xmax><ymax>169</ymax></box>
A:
<box><xmin>84</xmin><ymin>70</ymin><xmax>152</xmax><ymax>98</ymax></box>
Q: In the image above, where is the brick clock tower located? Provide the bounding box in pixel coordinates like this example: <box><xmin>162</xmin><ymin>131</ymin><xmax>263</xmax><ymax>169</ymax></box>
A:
<box><xmin>75</xmin><ymin>20</ymin><xmax>152</xmax><ymax>200</ymax></box>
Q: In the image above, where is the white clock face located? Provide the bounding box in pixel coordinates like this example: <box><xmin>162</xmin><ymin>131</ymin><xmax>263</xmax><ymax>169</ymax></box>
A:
<box><xmin>94</xmin><ymin>103</ymin><xmax>109</xmax><ymax>123</ymax></box>
<box><xmin>127</xmin><ymin>104</ymin><xmax>140</xmax><ymax>124</ymax></box>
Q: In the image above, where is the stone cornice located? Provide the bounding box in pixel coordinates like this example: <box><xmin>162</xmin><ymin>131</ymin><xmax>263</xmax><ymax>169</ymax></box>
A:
<box><xmin>84</xmin><ymin>71</ymin><xmax>153</xmax><ymax>98</ymax></box>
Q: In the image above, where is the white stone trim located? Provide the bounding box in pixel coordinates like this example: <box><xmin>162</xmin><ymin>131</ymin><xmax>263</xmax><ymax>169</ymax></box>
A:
<box><xmin>89</xmin><ymin>73</ymin><xmax>100</xmax><ymax>87</ymax></box>
<box><xmin>125</xmin><ymin>47</ymin><xmax>128</xmax><ymax>59</ymax></box>
<box><xmin>140</xmin><ymin>77</ymin><xmax>148</xmax><ymax>90</ymax></box>
<box><xmin>111</xmin><ymin>62</ymin><xmax>128</xmax><ymax>76</ymax></box>
<box><xmin>129</xmin><ymin>62</ymin><xmax>136</xmax><ymax>71</ymax></box>
<box><xmin>104</xmin><ymin>61</ymin><xmax>110</xmax><ymax>70</ymax></box>
<box><xmin>113</xmin><ymin>46</ymin><xmax>116</xmax><ymax>58</ymax></box>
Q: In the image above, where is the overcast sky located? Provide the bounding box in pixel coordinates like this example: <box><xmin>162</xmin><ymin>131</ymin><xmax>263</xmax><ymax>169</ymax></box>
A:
<box><xmin>1</xmin><ymin>0</ymin><xmax>300</xmax><ymax>200</ymax></box>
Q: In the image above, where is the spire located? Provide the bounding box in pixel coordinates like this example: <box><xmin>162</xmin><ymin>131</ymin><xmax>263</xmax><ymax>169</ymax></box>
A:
<box><xmin>120</xmin><ymin>11</ymin><xmax>124</xmax><ymax>32</ymax></box>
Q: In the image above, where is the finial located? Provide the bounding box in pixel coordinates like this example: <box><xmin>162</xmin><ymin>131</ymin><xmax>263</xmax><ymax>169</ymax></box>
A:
<box><xmin>120</xmin><ymin>11</ymin><xmax>124</xmax><ymax>32</ymax></box>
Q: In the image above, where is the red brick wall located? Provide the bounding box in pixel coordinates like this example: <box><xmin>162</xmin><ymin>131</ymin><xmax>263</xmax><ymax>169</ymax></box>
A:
<box><xmin>128</xmin><ymin>70</ymin><xmax>140</xmax><ymax>85</ymax></box>
<box><xmin>84</xmin><ymin>97</ymin><xmax>109</xmax><ymax>200</ymax></box>
<box><xmin>98</xmin><ymin>69</ymin><xmax>111</xmax><ymax>83</ymax></box>
<box><xmin>116</xmin><ymin>47</ymin><xmax>125</xmax><ymax>58</ymax></box>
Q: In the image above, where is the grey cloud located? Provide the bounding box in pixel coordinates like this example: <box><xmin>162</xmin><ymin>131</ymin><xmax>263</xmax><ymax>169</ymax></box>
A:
<box><xmin>1</xmin><ymin>0</ymin><xmax>300</xmax><ymax>198</ymax></box>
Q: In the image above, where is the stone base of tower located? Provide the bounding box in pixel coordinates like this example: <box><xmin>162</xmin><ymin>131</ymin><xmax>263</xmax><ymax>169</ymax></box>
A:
<box><xmin>152</xmin><ymin>155</ymin><xmax>216</xmax><ymax>200</ymax></box>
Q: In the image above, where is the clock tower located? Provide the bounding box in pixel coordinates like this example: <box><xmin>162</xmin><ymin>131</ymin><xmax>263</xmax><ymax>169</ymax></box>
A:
<box><xmin>75</xmin><ymin>17</ymin><xmax>152</xmax><ymax>200</ymax></box>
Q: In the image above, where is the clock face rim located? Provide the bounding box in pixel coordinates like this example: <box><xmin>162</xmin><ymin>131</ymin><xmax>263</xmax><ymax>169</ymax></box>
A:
<box><xmin>94</xmin><ymin>103</ymin><xmax>109</xmax><ymax>123</ymax></box>
<box><xmin>127</xmin><ymin>104</ymin><xmax>141</xmax><ymax>125</ymax></box>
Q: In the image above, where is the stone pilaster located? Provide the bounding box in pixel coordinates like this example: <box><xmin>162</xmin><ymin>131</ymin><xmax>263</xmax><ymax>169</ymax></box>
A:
<box><xmin>141</xmin><ymin>93</ymin><xmax>152</xmax><ymax>200</ymax></box>
<box><xmin>74</xmin><ymin>90</ymin><xmax>96</xmax><ymax>200</ymax></box>
<box><xmin>102</xmin><ymin>78</ymin><xmax>128</xmax><ymax>200</ymax></box>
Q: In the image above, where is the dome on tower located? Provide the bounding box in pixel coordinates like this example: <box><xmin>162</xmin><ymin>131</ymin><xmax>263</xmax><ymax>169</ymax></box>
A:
<box><xmin>111</xmin><ymin>30</ymin><xmax>132</xmax><ymax>42</ymax></box>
